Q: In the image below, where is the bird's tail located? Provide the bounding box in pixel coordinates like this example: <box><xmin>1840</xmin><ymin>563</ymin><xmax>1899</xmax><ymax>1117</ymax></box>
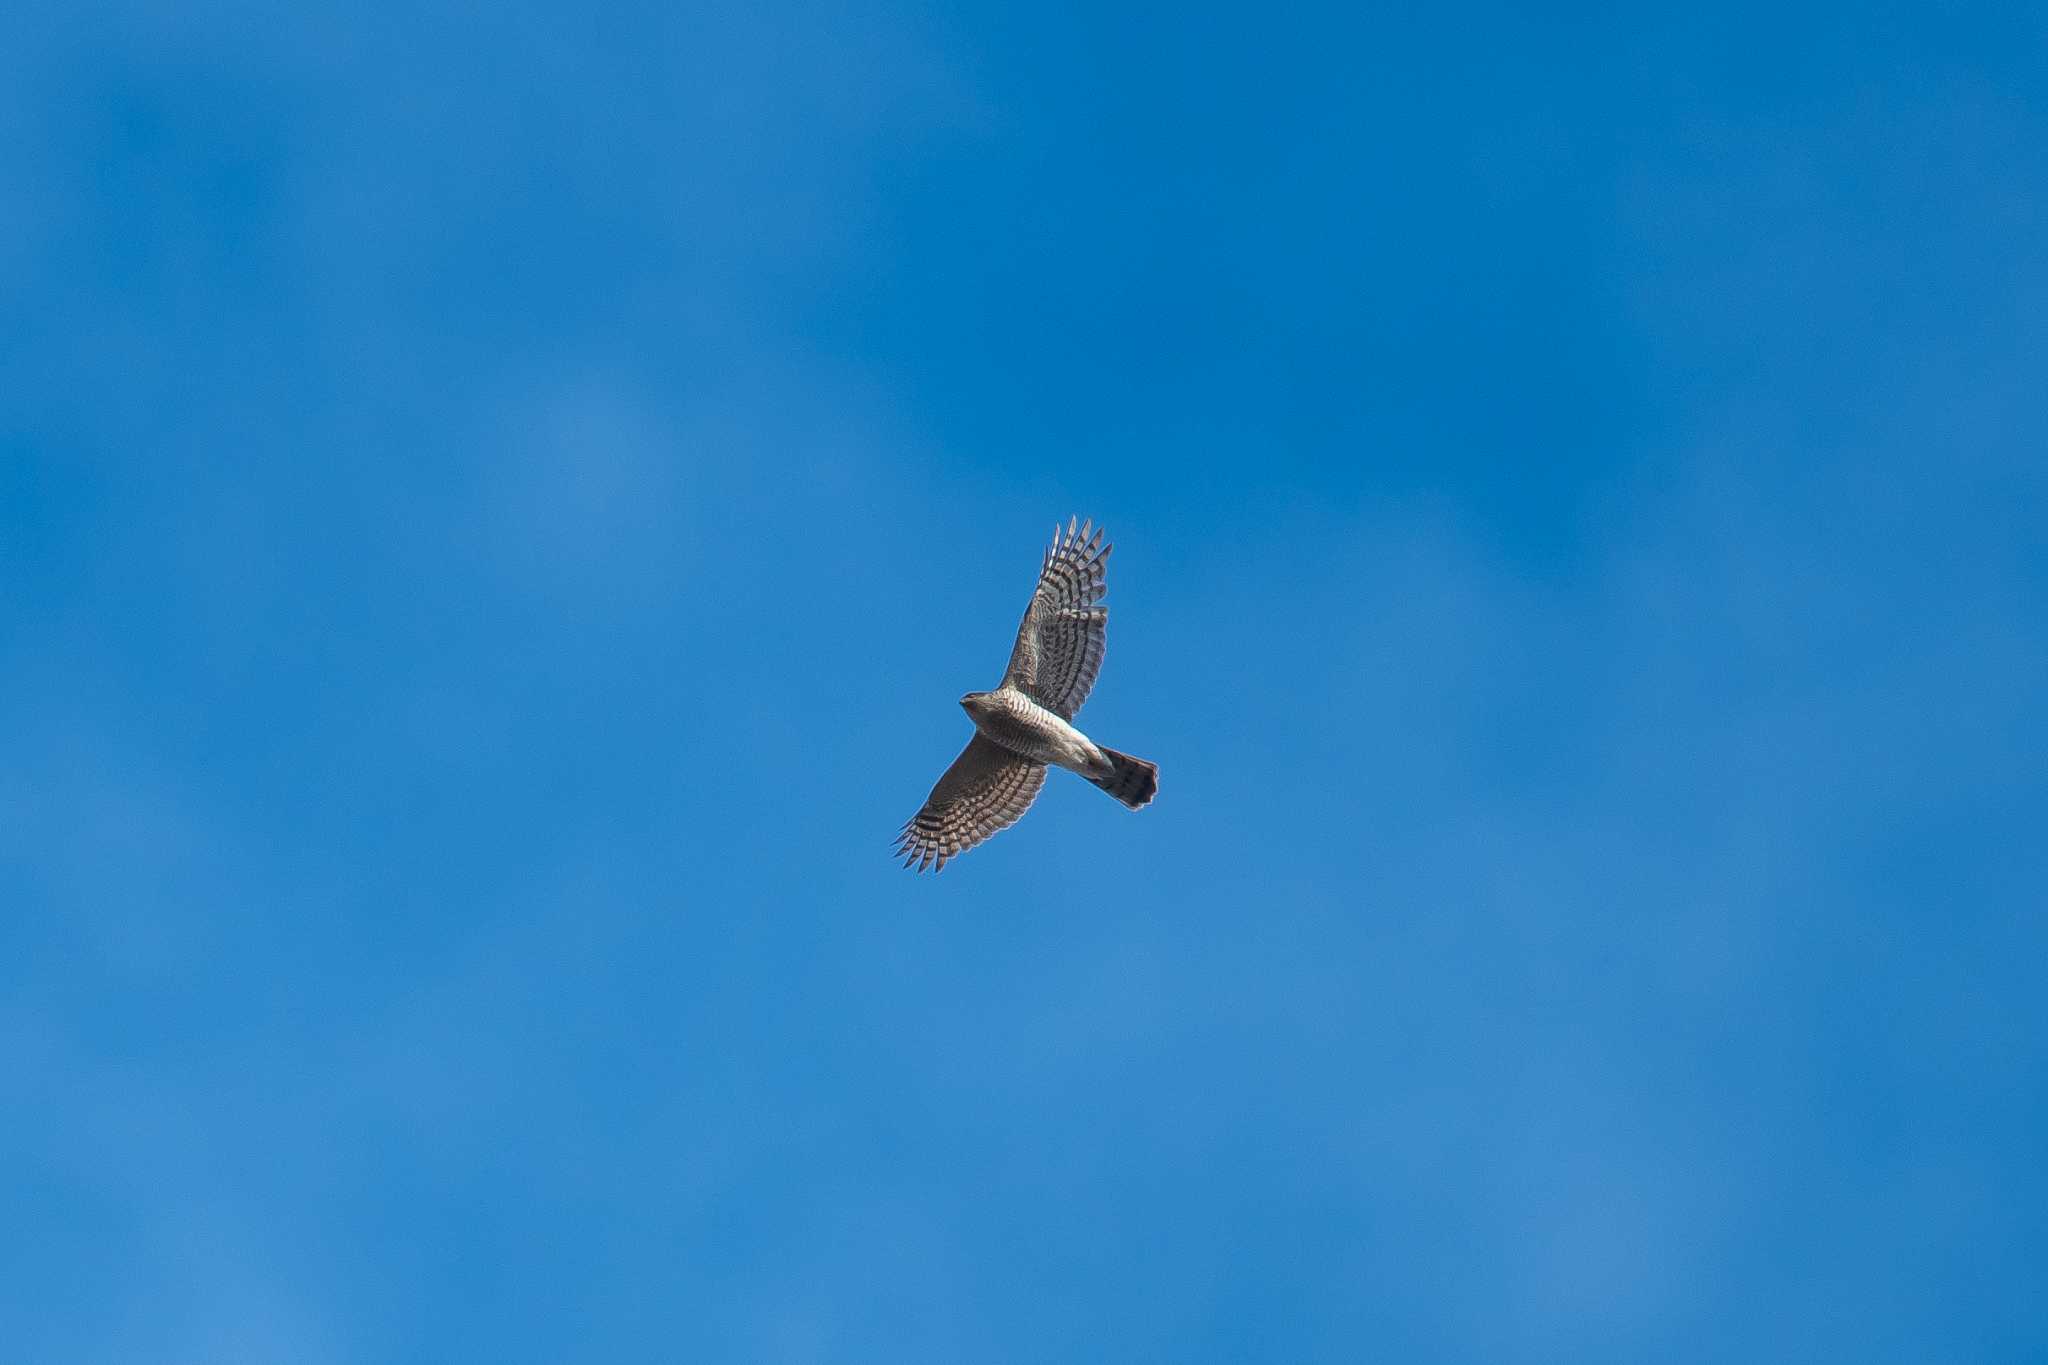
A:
<box><xmin>1089</xmin><ymin>748</ymin><xmax>1159</xmax><ymax>810</ymax></box>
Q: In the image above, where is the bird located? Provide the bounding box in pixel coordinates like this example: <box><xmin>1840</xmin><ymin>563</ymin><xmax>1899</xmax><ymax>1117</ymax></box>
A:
<box><xmin>895</xmin><ymin>517</ymin><xmax>1158</xmax><ymax>872</ymax></box>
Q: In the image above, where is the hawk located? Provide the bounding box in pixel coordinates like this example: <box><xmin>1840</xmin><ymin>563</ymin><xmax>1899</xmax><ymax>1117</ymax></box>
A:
<box><xmin>896</xmin><ymin>517</ymin><xmax>1159</xmax><ymax>872</ymax></box>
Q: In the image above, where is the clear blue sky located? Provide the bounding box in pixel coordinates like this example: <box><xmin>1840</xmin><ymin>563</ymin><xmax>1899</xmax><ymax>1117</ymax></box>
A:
<box><xmin>5</xmin><ymin>3</ymin><xmax>2045</xmax><ymax>1361</ymax></box>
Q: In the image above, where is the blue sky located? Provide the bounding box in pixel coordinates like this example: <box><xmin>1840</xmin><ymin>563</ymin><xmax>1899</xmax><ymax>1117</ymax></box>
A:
<box><xmin>5</xmin><ymin>2</ymin><xmax>2045</xmax><ymax>1360</ymax></box>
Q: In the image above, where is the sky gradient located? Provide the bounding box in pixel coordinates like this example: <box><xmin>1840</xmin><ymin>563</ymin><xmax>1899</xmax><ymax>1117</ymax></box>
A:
<box><xmin>5</xmin><ymin>3</ymin><xmax>2046</xmax><ymax>1361</ymax></box>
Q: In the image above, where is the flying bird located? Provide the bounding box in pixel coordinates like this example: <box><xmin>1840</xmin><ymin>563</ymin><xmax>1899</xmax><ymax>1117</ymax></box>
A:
<box><xmin>896</xmin><ymin>518</ymin><xmax>1158</xmax><ymax>872</ymax></box>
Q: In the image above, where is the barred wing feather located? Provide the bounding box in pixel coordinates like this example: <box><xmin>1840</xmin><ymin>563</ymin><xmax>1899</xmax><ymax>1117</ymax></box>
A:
<box><xmin>1002</xmin><ymin>517</ymin><xmax>1110</xmax><ymax>720</ymax></box>
<box><xmin>895</xmin><ymin>735</ymin><xmax>1048</xmax><ymax>873</ymax></box>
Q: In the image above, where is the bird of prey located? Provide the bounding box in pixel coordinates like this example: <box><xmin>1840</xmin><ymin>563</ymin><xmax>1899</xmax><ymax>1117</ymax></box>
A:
<box><xmin>895</xmin><ymin>518</ymin><xmax>1158</xmax><ymax>872</ymax></box>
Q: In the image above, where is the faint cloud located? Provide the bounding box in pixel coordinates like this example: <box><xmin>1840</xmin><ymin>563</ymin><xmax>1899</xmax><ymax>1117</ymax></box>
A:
<box><xmin>476</xmin><ymin>370</ymin><xmax>692</xmax><ymax>599</ymax></box>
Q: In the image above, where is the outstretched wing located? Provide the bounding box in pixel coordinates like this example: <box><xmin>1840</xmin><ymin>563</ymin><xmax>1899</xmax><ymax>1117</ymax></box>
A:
<box><xmin>1002</xmin><ymin>517</ymin><xmax>1110</xmax><ymax>719</ymax></box>
<box><xmin>895</xmin><ymin>735</ymin><xmax>1048</xmax><ymax>872</ymax></box>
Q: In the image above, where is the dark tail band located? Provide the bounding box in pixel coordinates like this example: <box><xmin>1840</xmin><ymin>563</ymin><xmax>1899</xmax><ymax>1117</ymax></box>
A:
<box><xmin>1089</xmin><ymin>747</ymin><xmax>1159</xmax><ymax>810</ymax></box>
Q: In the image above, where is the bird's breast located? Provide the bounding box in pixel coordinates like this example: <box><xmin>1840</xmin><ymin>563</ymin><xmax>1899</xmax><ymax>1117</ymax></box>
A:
<box><xmin>970</xmin><ymin>689</ymin><xmax>1102</xmax><ymax>772</ymax></box>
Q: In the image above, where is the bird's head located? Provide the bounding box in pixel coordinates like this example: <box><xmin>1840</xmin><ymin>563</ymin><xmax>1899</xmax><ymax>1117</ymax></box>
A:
<box><xmin>959</xmin><ymin>690</ymin><xmax>992</xmax><ymax>716</ymax></box>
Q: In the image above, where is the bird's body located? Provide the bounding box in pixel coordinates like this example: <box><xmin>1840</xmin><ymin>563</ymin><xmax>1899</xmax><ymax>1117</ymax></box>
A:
<box><xmin>960</xmin><ymin>687</ymin><xmax>1107</xmax><ymax>774</ymax></box>
<box><xmin>896</xmin><ymin>518</ymin><xmax>1158</xmax><ymax>872</ymax></box>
